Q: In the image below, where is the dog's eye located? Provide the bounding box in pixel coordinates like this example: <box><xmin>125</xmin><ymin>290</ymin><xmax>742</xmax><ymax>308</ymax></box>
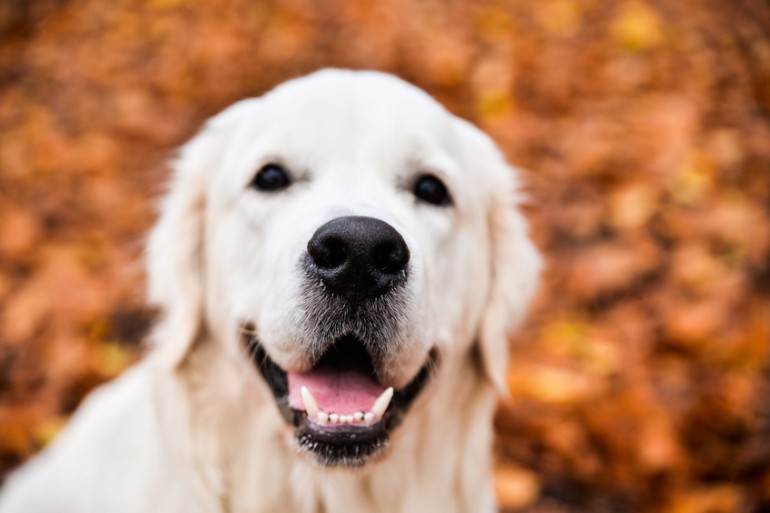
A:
<box><xmin>413</xmin><ymin>174</ymin><xmax>452</xmax><ymax>206</ymax></box>
<box><xmin>251</xmin><ymin>164</ymin><xmax>291</xmax><ymax>192</ymax></box>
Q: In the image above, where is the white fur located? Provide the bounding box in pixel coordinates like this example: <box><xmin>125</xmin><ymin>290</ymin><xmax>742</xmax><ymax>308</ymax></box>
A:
<box><xmin>0</xmin><ymin>69</ymin><xmax>540</xmax><ymax>513</ymax></box>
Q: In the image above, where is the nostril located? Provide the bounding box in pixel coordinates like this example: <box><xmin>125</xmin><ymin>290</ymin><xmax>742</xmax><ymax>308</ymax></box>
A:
<box><xmin>372</xmin><ymin>241</ymin><xmax>409</xmax><ymax>274</ymax></box>
<box><xmin>308</xmin><ymin>236</ymin><xmax>347</xmax><ymax>269</ymax></box>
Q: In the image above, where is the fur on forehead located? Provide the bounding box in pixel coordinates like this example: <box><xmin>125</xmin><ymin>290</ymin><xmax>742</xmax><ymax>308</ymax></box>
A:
<box><xmin>208</xmin><ymin>70</ymin><xmax>470</xmax><ymax>195</ymax></box>
<box><xmin>259</xmin><ymin>69</ymin><xmax>449</xmax><ymax>122</ymax></box>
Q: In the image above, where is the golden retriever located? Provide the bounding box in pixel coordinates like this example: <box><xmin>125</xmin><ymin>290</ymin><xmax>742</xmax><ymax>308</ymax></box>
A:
<box><xmin>0</xmin><ymin>69</ymin><xmax>540</xmax><ymax>513</ymax></box>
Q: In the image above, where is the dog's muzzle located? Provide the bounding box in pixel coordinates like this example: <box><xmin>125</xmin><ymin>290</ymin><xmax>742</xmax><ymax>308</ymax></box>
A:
<box><xmin>244</xmin><ymin>216</ymin><xmax>437</xmax><ymax>467</ymax></box>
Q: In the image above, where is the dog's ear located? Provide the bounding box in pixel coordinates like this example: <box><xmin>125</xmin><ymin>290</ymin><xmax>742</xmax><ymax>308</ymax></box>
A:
<box><xmin>466</xmin><ymin>128</ymin><xmax>542</xmax><ymax>394</ymax></box>
<box><xmin>146</xmin><ymin>100</ymin><xmax>257</xmax><ymax>369</ymax></box>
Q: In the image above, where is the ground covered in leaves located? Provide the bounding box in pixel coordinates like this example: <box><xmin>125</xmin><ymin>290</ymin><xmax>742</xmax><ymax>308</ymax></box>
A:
<box><xmin>1</xmin><ymin>0</ymin><xmax>769</xmax><ymax>511</ymax></box>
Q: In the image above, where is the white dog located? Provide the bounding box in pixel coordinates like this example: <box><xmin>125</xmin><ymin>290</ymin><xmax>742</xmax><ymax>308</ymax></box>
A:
<box><xmin>0</xmin><ymin>69</ymin><xmax>540</xmax><ymax>513</ymax></box>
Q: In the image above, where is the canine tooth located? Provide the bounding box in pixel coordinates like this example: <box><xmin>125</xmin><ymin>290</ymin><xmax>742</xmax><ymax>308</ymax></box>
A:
<box><xmin>317</xmin><ymin>412</ymin><xmax>328</xmax><ymax>425</ymax></box>
<box><xmin>364</xmin><ymin>412</ymin><xmax>375</xmax><ymax>424</ymax></box>
<box><xmin>300</xmin><ymin>386</ymin><xmax>319</xmax><ymax>418</ymax></box>
<box><xmin>370</xmin><ymin>387</ymin><xmax>394</xmax><ymax>418</ymax></box>
<box><xmin>354</xmin><ymin>412</ymin><xmax>364</xmax><ymax>422</ymax></box>
<box><xmin>329</xmin><ymin>413</ymin><xmax>339</xmax><ymax>424</ymax></box>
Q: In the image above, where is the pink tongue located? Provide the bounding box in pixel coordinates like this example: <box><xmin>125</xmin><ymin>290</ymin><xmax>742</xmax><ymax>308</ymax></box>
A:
<box><xmin>288</xmin><ymin>368</ymin><xmax>385</xmax><ymax>415</ymax></box>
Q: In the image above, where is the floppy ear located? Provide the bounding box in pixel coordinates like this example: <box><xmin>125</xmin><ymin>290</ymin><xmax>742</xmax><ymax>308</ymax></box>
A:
<box><xmin>476</xmin><ymin>137</ymin><xmax>542</xmax><ymax>394</ymax></box>
<box><xmin>146</xmin><ymin>100</ymin><xmax>256</xmax><ymax>369</ymax></box>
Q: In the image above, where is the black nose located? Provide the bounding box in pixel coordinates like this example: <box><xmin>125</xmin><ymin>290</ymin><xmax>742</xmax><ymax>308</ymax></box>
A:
<box><xmin>307</xmin><ymin>216</ymin><xmax>410</xmax><ymax>299</ymax></box>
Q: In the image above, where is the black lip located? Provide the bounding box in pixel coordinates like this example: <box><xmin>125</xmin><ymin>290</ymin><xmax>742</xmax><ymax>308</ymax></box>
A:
<box><xmin>295</xmin><ymin>422</ymin><xmax>390</xmax><ymax>467</ymax></box>
<box><xmin>244</xmin><ymin>333</ymin><xmax>438</xmax><ymax>467</ymax></box>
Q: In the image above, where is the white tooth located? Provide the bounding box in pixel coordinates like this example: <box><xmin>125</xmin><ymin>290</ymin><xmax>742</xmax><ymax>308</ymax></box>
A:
<box><xmin>364</xmin><ymin>412</ymin><xmax>375</xmax><ymax>424</ymax></box>
<box><xmin>317</xmin><ymin>412</ymin><xmax>328</xmax><ymax>425</ymax></box>
<box><xmin>370</xmin><ymin>387</ymin><xmax>394</xmax><ymax>418</ymax></box>
<box><xmin>329</xmin><ymin>413</ymin><xmax>339</xmax><ymax>424</ymax></box>
<box><xmin>341</xmin><ymin>415</ymin><xmax>351</xmax><ymax>424</ymax></box>
<box><xmin>301</xmin><ymin>386</ymin><xmax>319</xmax><ymax>418</ymax></box>
<box><xmin>354</xmin><ymin>412</ymin><xmax>364</xmax><ymax>422</ymax></box>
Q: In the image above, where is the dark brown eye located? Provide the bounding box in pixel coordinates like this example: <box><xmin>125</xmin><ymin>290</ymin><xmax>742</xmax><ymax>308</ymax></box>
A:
<box><xmin>413</xmin><ymin>174</ymin><xmax>451</xmax><ymax>206</ymax></box>
<box><xmin>251</xmin><ymin>164</ymin><xmax>291</xmax><ymax>191</ymax></box>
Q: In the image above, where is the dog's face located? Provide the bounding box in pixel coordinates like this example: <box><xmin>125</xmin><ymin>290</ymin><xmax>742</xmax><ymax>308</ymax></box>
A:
<box><xmin>146</xmin><ymin>70</ymin><xmax>540</xmax><ymax>468</ymax></box>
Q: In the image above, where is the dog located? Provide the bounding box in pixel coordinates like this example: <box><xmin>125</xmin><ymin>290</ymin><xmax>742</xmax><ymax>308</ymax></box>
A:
<box><xmin>0</xmin><ymin>69</ymin><xmax>540</xmax><ymax>513</ymax></box>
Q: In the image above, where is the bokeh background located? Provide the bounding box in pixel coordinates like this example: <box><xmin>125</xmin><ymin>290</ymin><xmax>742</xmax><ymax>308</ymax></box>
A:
<box><xmin>1</xmin><ymin>0</ymin><xmax>769</xmax><ymax>511</ymax></box>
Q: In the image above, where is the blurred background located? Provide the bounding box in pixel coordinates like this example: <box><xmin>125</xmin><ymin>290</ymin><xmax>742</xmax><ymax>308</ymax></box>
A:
<box><xmin>1</xmin><ymin>0</ymin><xmax>769</xmax><ymax>511</ymax></box>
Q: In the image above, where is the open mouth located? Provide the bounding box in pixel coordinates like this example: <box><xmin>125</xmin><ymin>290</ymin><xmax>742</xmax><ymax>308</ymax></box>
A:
<box><xmin>245</xmin><ymin>333</ymin><xmax>437</xmax><ymax>467</ymax></box>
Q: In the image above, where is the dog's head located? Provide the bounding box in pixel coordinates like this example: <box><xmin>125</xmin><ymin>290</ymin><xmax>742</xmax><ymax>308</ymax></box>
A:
<box><xmin>146</xmin><ymin>70</ymin><xmax>540</xmax><ymax>467</ymax></box>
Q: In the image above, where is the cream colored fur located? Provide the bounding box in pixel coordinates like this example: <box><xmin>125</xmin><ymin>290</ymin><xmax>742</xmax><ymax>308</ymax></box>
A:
<box><xmin>0</xmin><ymin>69</ymin><xmax>540</xmax><ymax>513</ymax></box>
